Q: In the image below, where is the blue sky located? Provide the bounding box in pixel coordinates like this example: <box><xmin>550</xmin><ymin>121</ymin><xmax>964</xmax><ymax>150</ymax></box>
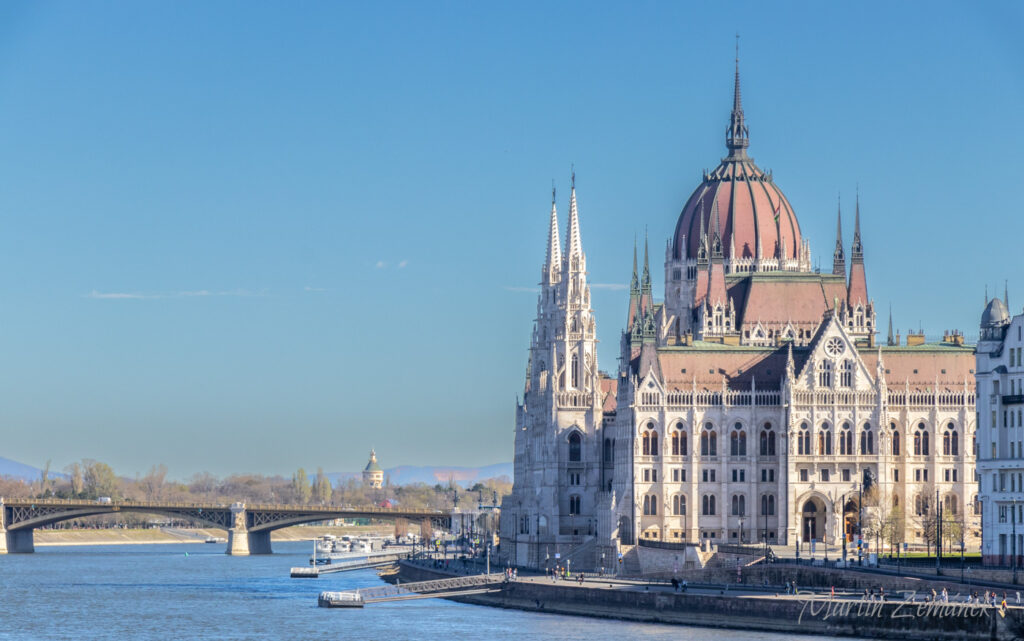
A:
<box><xmin>0</xmin><ymin>2</ymin><xmax>1021</xmax><ymax>479</ymax></box>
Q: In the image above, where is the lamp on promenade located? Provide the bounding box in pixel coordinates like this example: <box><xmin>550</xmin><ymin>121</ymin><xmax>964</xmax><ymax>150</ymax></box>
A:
<box><xmin>1014</xmin><ymin>497</ymin><xmax>1018</xmax><ymax>584</ymax></box>
<box><xmin>841</xmin><ymin>491</ymin><xmax>848</xmax><ymax>562</ymax></box>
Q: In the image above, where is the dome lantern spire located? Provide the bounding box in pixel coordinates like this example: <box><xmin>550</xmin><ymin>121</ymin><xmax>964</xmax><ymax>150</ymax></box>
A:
<box><xmin>726</xmin><ymin>35</ymin><xmax>750</xmax><ymax>158</ymax></box>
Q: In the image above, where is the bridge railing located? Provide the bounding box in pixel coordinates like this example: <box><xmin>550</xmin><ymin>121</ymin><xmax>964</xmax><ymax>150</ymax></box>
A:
<box><xmin>3</xmin><ymin>497</ymin><xmax>448</xmax><ymax>517</ymax></box>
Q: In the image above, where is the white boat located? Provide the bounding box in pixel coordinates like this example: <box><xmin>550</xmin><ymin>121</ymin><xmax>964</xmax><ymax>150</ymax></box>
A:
<box><xmin>318</xmin><ymin>590</ymin><xmax>364</xmax><ymax>608</ymax></box>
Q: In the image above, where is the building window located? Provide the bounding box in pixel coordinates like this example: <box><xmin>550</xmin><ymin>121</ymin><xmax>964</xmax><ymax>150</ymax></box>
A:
<box><xmin>671</xmin><ymin>423</ymin><xmax>687</xmax><ymax>455</ymax></box>
<box><xmin>731</xmin><ymin>494</ymin><xmax>746</xmax><ymax>516</ymax></box>
<box><xmin>760</xmin><ymin>423</ymin><xmax>776</xmax><ymax>456</ymax></box>
<box><xmin>701</xmin><ymin>423</ymin><xmax>717</xmax><ymax>456</ymax></box>
<box><xmin>642</xmin><ymin>494</ymin><xmax>657</xmax><ymax>516</ymax></box>
<box><xmin>839</xmin><ymin>360</ymin><xmax>853</xmax><ymax>387</ymax></box>
<box><xmin>702</xmin><ymin>469</ymin><xmax>716</xmax><ymax>482</ymax></box>
<box><xmin>842</xmin><ymin>469</ymin><xmax>851</xmax><ymax>482</ymax></box>
<box><xmin>893</xmin><ymin>469</ymin><xmax>899</xmax><ymax>482</ymax></box>
<box><xmin>860</xmin><ymin>423</ymin><xmax>873</xmax><ymax>454</ymax></box>
<box><xmin>943</xmin><ymin>423</ymin><xmax>959</xmax><ymax>456</ymax></box>
<box><xmin>568</xmin><ymin>432</ymin><xmax>582</xmax><ymax>462</ymax></box>
<box><xmin>915</xmin><ymin>495</ymin><xmax>930</xmax><ymax>517</ymax></box>
<box><xmin>817</xmin><ymin>360</ymin><xmax>833</xmax><ymax>387</ymax></box>
<box><xmin>798</xmin><ymin>423</ymin><xmax>811</xmax><ymax>455</ymax></box>
<box><xmin>818</xmin><ymin>425</ymin><xmax>833</xmax><ymax>455</ymax></box>
<box><xmin>569</xmin><ymin>495</ymin><xmax>581</xmax><ymax>515</ymax></box>
<box><xmin>800</xmin><ymin>469</ymin><xmax>809</xmax><ymax>482</ymax></box>
<box><xmin>913</xmin><ymin>423</ymin><xmax>929</xmax><ymax>456</ymax></box>
<box><xmin>673</xmin><ymin>495</ymin><xmax>686</xmax><ymax>516</ymax></box>
<box><xmin>569</xmin><ymin>472</ymin><xmax>581</xmax><ymax>485</ymax></box>
<box><xmin>761</xmin><ymin>494</ymin><xmax>776</xmax><ymax>516</ymax></box>
<box><xmin>821</xmin><ymin>469</ymin><xmax>830</xmax><ymax>482</ymax></box>
<box><xmin>839</xmin><ymin>423</ymin><xmax>853</xmax><ymax>455</ymax></box>
<box><xmin>892</xmin><ymin>427</ymin><xmax>900</xmax><ymax>456</ymax></box>
<box><xmin>702</xmin><ymin>494</ymin><xmax>716</xmax><ymax>515</ymax></box>
<box><xmin>730</xmin><ymin>425</ymin><xmax>747</xmax><ymax>456</ymax></box>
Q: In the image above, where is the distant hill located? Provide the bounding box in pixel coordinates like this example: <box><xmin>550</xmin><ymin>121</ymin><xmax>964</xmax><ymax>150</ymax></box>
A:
<box><xmin>328</xmin><ymin>462</ymin><xmax>512</xmax><ymax>487</ymax></box>
<box><xmin>0</xmin><ymin>457</ymin><xmax>48</xmax><ymax>482</ymax></box>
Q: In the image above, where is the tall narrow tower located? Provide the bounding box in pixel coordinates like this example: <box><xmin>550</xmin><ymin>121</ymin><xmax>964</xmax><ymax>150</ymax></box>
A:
<box><xmin>504</xmin><ymin>174</ymin><xmax>605</xmax><ymax>569</ymax></box>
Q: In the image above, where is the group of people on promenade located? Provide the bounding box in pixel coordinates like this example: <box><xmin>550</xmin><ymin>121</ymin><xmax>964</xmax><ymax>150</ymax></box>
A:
<box><xmin>546</xmin><ymin>566</ymin><xmax>587</xmax><ymax>584</ymax></box>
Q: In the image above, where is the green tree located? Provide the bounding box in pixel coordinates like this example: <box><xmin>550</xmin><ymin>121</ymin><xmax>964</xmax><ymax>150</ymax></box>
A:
<box><xmin>82</xmin><ymin>460</ymin><xmax>120</xmax><ymax>499</ymax></box>
<box><xmin>292</xmin><ymin>468</ymin><xmax>311</xmax><ymax>504</ymax></box>
<box><xmin>65</xmin><ymin>462</ymin><xmax>84</xmax><ymax>497</ymax></box>
<box><xmin>313</xmin><ymin>467</ymin><xmax>332</xmax><ymax>505</ymax></box>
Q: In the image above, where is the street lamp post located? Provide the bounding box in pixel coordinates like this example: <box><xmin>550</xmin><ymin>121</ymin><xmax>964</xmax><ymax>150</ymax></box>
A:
<box><xmin>1014</xmin><ymin>497</ymin><xmax>1018</xmax><ymax>585</ymax></box>
<box><xmin>739</xmin><ymin>517</ymin><xmax>745</xmax><ymax>545</ymax></box>
<box><xmin>841</xmin><ymin>492</ymin><xmax>848</xmax><ymax>562</ymax></box>
<box><xmin>857</xmin><ymin>482</ymin><xmax>863</xmax><ymax>566</ymax></box>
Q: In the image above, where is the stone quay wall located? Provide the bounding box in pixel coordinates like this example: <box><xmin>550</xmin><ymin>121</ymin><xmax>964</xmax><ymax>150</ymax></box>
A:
<box><xmin>395</xmin><ymin>562</ymin><xmax>1024</xmax><ymax>641</ymax></box>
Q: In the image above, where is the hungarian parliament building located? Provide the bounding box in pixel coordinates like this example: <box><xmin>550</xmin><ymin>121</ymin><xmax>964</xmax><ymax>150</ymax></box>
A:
<box><xmin>499</xmin><ymin>60</ymin><xmax>979</xmax><ymax>569</ymax></box>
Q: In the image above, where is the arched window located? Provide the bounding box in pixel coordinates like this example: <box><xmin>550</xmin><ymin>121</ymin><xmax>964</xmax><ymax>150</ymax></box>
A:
<box><xmin>702</xmin><ymin>494</ymin><xmax>716</xmax><ymax>516</ymax></box>
<box><xmin>761</xmin><ymin>494</ymin><xmax>776</xmax><ymax>515</ymax></box>
<box><xmin>642</xmin><ymin>495</ymin><xmax>649</xmax><ymax>515</ymax></box>
<box><xmin>650</xmin><ymin>425</ymin><xmax>659</xmax><ymax>457</ymax></box>
<box><xmin>730</xmin><ymin>424</ymin><xmax>747</xmax><ymax>456</ymax></box>
<box><xmin>944</xmin><ymin>494</ymin><xmax>959</xmax><ymax>515</ymax></box>
<box><xmin>914</xmin><ymin>422</ymin><xmax>929</xmax><ymax>456</ymax></box>
<box><xmin>860</xmin><ymin>423</ymin><xmax>873</xmax><ymax>455</ymax></box>
<box><xmin>798</xmin><ymin>422</ymin><xmax>811</xmax><ymax>455</ymax></box>
<box><xmin>818</xmin><ymin>424</ymin><xmax>832</xmax><ymax>455</ymax></box>
<box><xmin>839</xmin><ymin>423</ymin><xmax>853</xmax><ymax>455</ymax></box>
<box><xmin>569</xmin><ymin>495</ymin><xmax>581</xmax><ymax>515</ymax></box>
<box><xmin>672</xmin><ymin>423</ymin><xmax>687</xmax><ymax>455</ymax></box>
<box><xmin>817</xmin><ymin>360</ymin><xmax>833</xmax><ymax>387</ymax></box>
<box><xmin>759</xmin><ymin>423</ymin><xmax>776</xmax><ymax>456</ymax></box>
<box><xmin>571</xmin><ymin>354</ymin><xmax>579</xmax><ymax>389</ymax></box>
<box><xmin>568</xmin><ymin>432</ymin><xmax>581</xmax><ymax>462</ymax></box>
<box><xmin>892</xmin><ymin>429</ymin><xmax>901</xmax><ymax>456</ymax></box>
<box><xmin>944</xmin><ymin>422</ymin><xmax>959</xmax><ymax>456</ymax></box>
<box><xmin>839</xmin><ymin>360</ymin><xmax>853</xmax><ymax>387</ymax></box>
<box><xmin>673</xmin><ymin>495</ymin><xmax>686</xmax><ymax>516</ymax></box>
<box><xmin>603</xmin><ymin>438</ymin><xmax>613</xmax><ymax>462</ymax></box>
<box><xmin>701</xmin><ymin>423</ymin><xmax>717</xmax><ymax>456</ymax></box>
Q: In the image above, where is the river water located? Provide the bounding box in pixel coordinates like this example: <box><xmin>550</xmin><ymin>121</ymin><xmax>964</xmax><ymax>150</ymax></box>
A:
<box><xmin>1</xmin><ymin>541</ymin><xmax>852</xmax><ymax>640</ymax></box>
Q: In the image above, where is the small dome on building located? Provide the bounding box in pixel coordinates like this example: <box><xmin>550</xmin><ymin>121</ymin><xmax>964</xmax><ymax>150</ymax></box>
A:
<box><xmin>982</xmin><ymin>297</ymin><xmax>1010</xmax><ymax>328</ymax></box>
<box><xmin>362</xmin><ymin>449</ymin><xmax>384</xmax><ymax>489</ymax></box>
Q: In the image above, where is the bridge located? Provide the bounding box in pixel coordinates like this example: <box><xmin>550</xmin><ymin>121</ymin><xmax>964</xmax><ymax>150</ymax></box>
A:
<box><xmin>0</xmin><ymin>498</ymin><xmax>450</xmax><ymax>555</ymax></box>
<box><xmin>318</xmin><ymin>574</ymin><xmax>504</xmax><ymax>606</ymax></box>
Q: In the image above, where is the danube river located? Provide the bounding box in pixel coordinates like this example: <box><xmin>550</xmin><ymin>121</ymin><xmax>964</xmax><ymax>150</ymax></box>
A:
<box><xmin>2</xmin><ymin>541</ymin><xmax>858</xmax><ymax>640</ymax></box>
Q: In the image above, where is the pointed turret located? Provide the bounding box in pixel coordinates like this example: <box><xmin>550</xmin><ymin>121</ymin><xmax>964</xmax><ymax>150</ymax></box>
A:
<box><xmin>706</xmin><ymin>202</ymin><xmax>728</xmax><ymax>306</ymax></box>
<box><xmin>833</xmin><ymin>195</ymin><xmax>846</xmax><ymax>277</ymax></box>
<box><xmin>847</xmin><ymin>191</ymin><xmax>869</xmax><ymax>306</ymax></box>
<box><xmin>543</xmin><ymin>185</ymin><xmax>561</xmax><ymax>284</ymax></box>
<box><xmin>627</xmin><ymin>239</ymin><xmax>641</xmax><ymax>330</ymax></box>
<box><xmin>887</xmin><ymin>306</ymin><xmax>895</xmax><ymax>346</ymax></box>
<box><xmin>1005</xmin><ymin>280</ymin><xmax>1010</xmax><ymax>310</ymax></box>
<box><xmin>564</xmin><ymin>169</ymin><xmax>583</xmax><ymax>267</ymax></box>
<box><xmin>725</xmin><ymin>37</ymin><xmax>750</xmax><ymax>158</ymax></box>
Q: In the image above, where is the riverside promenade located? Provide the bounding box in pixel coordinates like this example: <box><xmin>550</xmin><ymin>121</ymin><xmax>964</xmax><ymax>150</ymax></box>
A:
<box><xmin>393</xmin><ymin>559</ymin><xmax>1024</xmax><ymax>640</ymax></box>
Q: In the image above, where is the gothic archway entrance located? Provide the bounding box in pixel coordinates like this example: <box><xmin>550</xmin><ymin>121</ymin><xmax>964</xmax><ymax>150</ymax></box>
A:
<box><xmin>843</xmin><ymin>500</ymin><xmax>858</xmax><ymax>543</ymax></box>
<box><xmin>801</xmin><ymin>497</ymin><xmax>826</xmax><ymax>543</ymax></box>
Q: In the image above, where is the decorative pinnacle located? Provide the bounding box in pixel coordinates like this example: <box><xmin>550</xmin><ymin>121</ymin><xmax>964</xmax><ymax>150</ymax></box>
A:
<box><xmin>726</xmin><ymin>35</ymin><xmax>749</xmax><ymax>156</ymax></box>
<box><xmin>851</xmin><ymin>189</ymin><xmax>863</xmax><ymax>262</ymax></box>
<box><xmin>641</xmin><ymin>228</ymin><xmax>651</xmax><ymax>293</ymax></box>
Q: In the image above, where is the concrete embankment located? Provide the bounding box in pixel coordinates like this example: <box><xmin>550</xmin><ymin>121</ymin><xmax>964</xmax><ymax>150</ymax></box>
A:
<box><xmin>394</xmin><ymin>562</ymin><xmax>1024</xmax><ymax>640</ymax></box>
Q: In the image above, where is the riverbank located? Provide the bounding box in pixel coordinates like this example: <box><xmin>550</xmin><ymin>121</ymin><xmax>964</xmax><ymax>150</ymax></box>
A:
<box><xmin>393</xmin><ymin>561</ymin><xmax>1024</xmax><ymax>640</ymax></box>
<box><xmin>34</xmin><ymin>525</ymin><xmax>390</xmax><ymax>547</ymax></box>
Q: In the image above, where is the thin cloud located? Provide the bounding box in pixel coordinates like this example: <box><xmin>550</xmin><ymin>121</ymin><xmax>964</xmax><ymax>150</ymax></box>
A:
<box><xmin>375</xmin><ymin>261</ymin><xmax>387</xmax><ymax>269</ymax></box>
<box><xmin>304</xmin><ymin>286</ymin><xmax>328</xmax><ymax>292</ymax></box>
<box><xmin>504</xmin><ymin>286</ymin><xmax>539</xmax><ymax>293</ymax></box>
<box><xmin>87</xmin><ymin>289</ymin><xmax>264</xmax><ymax>300</ymax></box>
<box><xmin>591</xmin><ymin>283</ymin><xmax>628</xmax><ymax>291</ymax></box>
<box><xmin>397</xmin><ymin>260</ymin><xmax>408</xmax><ymax>269</ymax></box>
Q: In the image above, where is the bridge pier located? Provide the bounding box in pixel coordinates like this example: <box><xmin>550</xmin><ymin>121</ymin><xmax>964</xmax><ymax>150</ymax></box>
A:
<box><xmin>0</xmin><ymin>498</ymin><xmax>6</xmax><ymax>554</ymax></box>
<box><xmin>6</xmin><ymin>529</ymin><xmax>34</xmax><ymax>553</ymax></box>
<box><xmin>247</xmin><ymin>531</ymin><xmax>272</xmax><ymax>555</ymax></box>
<box><xmin>227</xmin><ymin>502</ymin><xmax>250</xmax><ymax>556</ymax></box>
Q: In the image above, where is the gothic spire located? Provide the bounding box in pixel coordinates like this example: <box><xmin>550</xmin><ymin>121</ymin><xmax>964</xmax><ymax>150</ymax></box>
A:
<box><xmin>641</xmin><ymin>230</ymin><xmax>652</xmax><ymax>294</ymax></box>
<box><xmin>726</xmin><ymin>35</ymin><xmax>750</xmax><ymax>157</ymax></box>
<box><xmin>711</xmin><ymin>199</ymin><xmax>723</xmax><ymax>258</ymax></box>
<box><xmin>1005</xmin><ymin>280</ymin><xmax>1010</xmax><ymax>309</ymax></box>
<box><xmin>544</xmin><ymin>184</ymin><xmax>561</xmax><ymax>281</ymax></box>
<box><xmin>564</xmin><ymin>167</ymin><xmax>583</xmax><ymax>265</ymax></box>
<box><xmin>851</xmin><ymin>189</ymin><xmax>863</xmax><ymax>263</ymax></box>
<box><xmin>833</xmin><ymin>194</ymin><xmax>846</xmax><ymax>277</ymax></box>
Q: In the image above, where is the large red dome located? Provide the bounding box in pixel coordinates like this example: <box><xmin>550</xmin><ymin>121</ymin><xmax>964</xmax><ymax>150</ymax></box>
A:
<box><xmin>672</xmin><ymin>59</ymin><xmax>802</xmax><ymax>262</ymax></box>
<box><xmin>672</xmin><ymin>157</ymin><xmax>801</xmax><ymax>261</ymax></box>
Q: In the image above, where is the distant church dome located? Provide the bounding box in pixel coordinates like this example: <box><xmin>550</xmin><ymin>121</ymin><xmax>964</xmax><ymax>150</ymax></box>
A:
<box><xmin>672</xmin><ymin>60</ymin><xmax>802</xmax><ymax>262</ymax></box>
<box><xmin>982</xmin><ymin>297</ymin><xmax>1010</xmax><ymax>328</ymax></box>
<box><xmin>362</xmin><ymin>449</ymin><xmax>384</xmax><ymax>489</ymax></box>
